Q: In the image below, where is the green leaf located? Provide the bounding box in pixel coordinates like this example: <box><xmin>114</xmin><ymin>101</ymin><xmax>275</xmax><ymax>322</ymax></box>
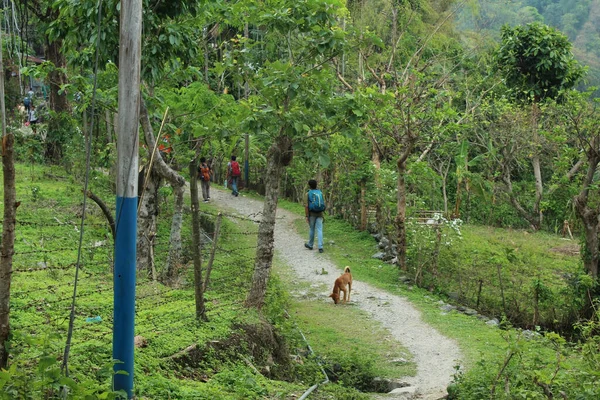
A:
<box><xmin>38</xmin><ymin>356</ymin><xmax>57</xmax><ymax>373</ymax></box>
<box><xmin>318</xmin><ymin>153</ymin><xmax>330</xmax><ymax>168</ymax></box>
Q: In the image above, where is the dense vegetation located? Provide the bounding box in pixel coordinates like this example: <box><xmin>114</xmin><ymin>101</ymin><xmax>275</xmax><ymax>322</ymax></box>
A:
<box><xmin>457</xmin><ymin>0</ymin><xmax>600</xmax><ymax>95</ymax></box>
<box><xmin>1</xmin><ymin>0</ymin><xmax>600</xmax><ymax>398</ymax></box>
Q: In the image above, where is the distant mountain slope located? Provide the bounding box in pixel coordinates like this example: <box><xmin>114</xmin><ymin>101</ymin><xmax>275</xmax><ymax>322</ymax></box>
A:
<box><xmin>572</xmin><ymin>0</ymin><xmax>600</xmax><ymax>91</ymax></box>
<box><xmin>456</xmin><ymin>0</ymin><xmax>600</xmax><ymax>95</ymax></box>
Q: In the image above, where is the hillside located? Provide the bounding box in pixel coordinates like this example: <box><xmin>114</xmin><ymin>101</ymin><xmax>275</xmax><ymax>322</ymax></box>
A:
<box><xmin>456</xmin><ymin>0</ymin><xmax>600</xmax><ymax>95</ymax></box>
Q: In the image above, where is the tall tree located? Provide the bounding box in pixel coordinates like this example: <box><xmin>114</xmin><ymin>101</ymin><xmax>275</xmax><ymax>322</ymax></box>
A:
<box><xmin>19</xmin><ymin>0</ymin><xmax>71</xmax><ymax>162</ymax></box>
<box><xmin>561</xmin><ymin>92</ymin><xmax>600</xmax><ymax>280</ymax></box>
<box><xmin>237</xmin><ymin>0</ymin><xmax>354</xmax><ymax>308</ymax></box>
<box><xmin>495</xmin><ymin>22</ymin><xmax>584</xmax><ymax>229</ymax></box>
<box><xmin>0</xmin><ymin>28</ymin><xmax>17</xmax><ymax>370</ymax></box>
<box><xmin>345</xmin><ymin>0</ymin><xmax>461</xmax><ymax>271</ymax></box>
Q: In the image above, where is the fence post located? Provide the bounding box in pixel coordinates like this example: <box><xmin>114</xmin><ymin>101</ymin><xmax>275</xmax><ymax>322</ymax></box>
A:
<box><xmin>476</xmin><ymin>279</ymin><xmax>483</xmax><ymax>309</ymax></box>
<box><xmin>496</xmin><ymin>264</ymin><xmax>507</xmax><ymax>316</ymax></box>
<box><xmin>203</xmin><ymin>213</ymin><xmax>223</xmax><ymax>292</ymax></box>
<box><xmin>189</xmin><ymin>160</ymin><xmax>207</xmax><ymax>321</ymax></box>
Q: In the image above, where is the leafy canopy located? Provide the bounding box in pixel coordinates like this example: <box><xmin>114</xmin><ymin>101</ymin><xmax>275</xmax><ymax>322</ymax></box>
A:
<box><xmin>495</xmin><ymin>22</ymin><xmax>584</xmax><ymax>102</ymax></box>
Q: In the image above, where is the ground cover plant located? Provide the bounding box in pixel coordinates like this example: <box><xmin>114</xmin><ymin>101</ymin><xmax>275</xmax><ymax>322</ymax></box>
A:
<box><xmin>286</xmin><ymin>192</ymin><xmax>586</xmax><ymax>332</ymax></box>
<box><xmin>279</xmin><ymin>196</ymin><xmax>600</xmax><ymax>398</ymax></box>
<box><xmin>2</xmin><ymin>163</ymin><xmax>408</xmax><ymax>399</ymax></box>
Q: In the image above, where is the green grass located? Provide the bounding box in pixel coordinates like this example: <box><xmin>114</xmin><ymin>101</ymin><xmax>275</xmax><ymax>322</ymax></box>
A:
<box><xmin>288</xmin><ymin>300</ymin><xmax>415</xmax><ymax>377</ymax></box>
<box><xmin>3</xmin><ymin>164</ymin><xmax>380</xmax><ymax>399</ymax></box>
<box><xmin>2</xmin><ymin>166</ymin><xmax>594</xmax><ymax>398</ymax></box>
<box><xmin>272</xmin><ymin>196</ymin><xmax>586</xmax><ymax>369</ymax></box>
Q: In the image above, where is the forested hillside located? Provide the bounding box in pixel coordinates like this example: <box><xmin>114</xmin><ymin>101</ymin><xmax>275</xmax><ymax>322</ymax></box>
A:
<box><xmin>457</xmin><ymin>0</ymin><xmax>600</xmax><ymax>95</ymax></box>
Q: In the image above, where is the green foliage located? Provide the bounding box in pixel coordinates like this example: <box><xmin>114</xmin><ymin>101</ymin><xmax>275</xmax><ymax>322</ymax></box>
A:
<box><xmin>496</xmin><ymin>22</ymin><xmax>584</xmax><ymax>102</ymax></box>
<box><xmin>3</xmin><ymin>164</ymin><xmax>386</xmax><ymax>399</ymax></box>
<box><xmin>452</xmin><ymin>326</ymin><xmax>600</xmax><ymax>399</ymax></box>
<box><xmin>0</xmin><ymin>333</ymin><xmax>124</xmax><ymax>399</ymax></box>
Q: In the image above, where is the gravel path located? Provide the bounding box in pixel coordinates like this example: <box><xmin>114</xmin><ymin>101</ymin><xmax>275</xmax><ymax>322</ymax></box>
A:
<box><xmin>208</xmin><ymin>187</ymin><xmax>462</xmax><ymax>399</ymax></box>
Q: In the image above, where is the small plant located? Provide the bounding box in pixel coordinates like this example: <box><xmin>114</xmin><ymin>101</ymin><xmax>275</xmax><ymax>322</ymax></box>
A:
<box><xmin>30</xmin><ymin>185</ymin><xmax>41</xmax><ymax>202</ymax></box>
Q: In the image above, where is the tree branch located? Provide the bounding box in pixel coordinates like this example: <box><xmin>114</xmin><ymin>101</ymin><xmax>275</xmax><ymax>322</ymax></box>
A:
<box><xmin>85</xmin><ymin>190</ymin><xmax>115</xmax><ymax>241</ymax></box>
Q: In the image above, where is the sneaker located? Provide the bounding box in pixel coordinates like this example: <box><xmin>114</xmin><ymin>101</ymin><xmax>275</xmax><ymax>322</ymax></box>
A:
<box><xmin>304</xmin><ymin>243</ymin><xmax>313</xmax><ymax>250</ymax></box>
<box><xmin>203</xmin><ymin>200</ymin><xmax>209</xmax><ymax>203</ymax></box>
<box><xmin>319</xmin><ymin>249</ymin><xmax>324</xmax><ymax>253</ymax></box>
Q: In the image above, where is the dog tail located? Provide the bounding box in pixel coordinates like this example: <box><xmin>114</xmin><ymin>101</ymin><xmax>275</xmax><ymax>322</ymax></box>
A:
<box><xmin>344</xmin><ymin>266</ymin><xmax>351</xmax><ymax>273</ymax></box>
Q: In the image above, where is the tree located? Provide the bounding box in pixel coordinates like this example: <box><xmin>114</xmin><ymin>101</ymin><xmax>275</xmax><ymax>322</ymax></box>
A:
<box><xmin>343</xmin><ymin>0</ymin><xmax>465</xmax><ymax>271</ymax></box>
<box><xmin>0</xmin><ymin>28</ymin><xmax>17</xmax><ymax>370</ymax></box>
<box><xmin>560</xmin><ymin>92</ymin><xmax>600</xmax><ymax>280</ymax></box>
<box><xmin>495</xmin><ymin>22</ymin><xmax>584</xmax><ymax>229</ymax></box>
<box><xmin>235</xmin><ymin>0</ymin><xmax>354</xmax><ymax>308</ymax></box>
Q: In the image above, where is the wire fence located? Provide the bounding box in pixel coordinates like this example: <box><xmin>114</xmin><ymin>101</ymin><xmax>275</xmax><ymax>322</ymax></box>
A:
<box><xmin>7</xmin><ymin>209</ymin><xmax>261</xmax><ymax>381</ymax></box>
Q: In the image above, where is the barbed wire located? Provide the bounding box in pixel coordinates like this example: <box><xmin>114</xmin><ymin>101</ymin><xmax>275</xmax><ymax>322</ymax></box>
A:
<box><xmin>7</xmin><ymin>203</ymin><xmax>271</xmax><ymax>377</ymax></box>
<box><xmin>5</xmin><ymin>219</ymin><xmax>111</xmax><ymax>228</ymax></box>
<box><xmin>12</xmin><ymin>259</ymin><xmax>112</xmax><ymax>274</ymax></box>
<box><xmin>200</xmin><ymin>209</ymin><xmax>264</xmax><ymax>223</ymax></box>
<box><xmin>13</xmin><ymin>243</ymin><xmax>111</xmax><ymax>256</ymax></box>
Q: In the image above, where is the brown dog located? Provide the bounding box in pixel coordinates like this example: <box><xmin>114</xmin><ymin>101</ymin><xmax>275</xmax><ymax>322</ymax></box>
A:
<box><xmin>329</xmin><ymin>266</ymin><xmax>352</xmax><ymax>304</ymax></box>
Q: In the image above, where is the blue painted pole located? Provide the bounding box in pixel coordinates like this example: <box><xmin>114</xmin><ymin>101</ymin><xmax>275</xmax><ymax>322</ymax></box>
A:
<box><xmin>114</xmin><ymin>0</ymin><xmax>142</xmax><ymax>397</ymax></box>
<box><xmin>113</xmin><ymin>198</ymin><xmax>137</xmax><ymax>395</ymax></box>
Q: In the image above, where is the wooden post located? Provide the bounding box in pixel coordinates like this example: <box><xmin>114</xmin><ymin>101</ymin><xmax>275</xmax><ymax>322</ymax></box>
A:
<box><xmin>113</xmin><ymin>0</ymin><xmax>142</xmax><ymax>396</ymax></box>
<box><xmin>497</xmin><ymin>264</ymin><xmax>507</xmax><ymax>316</ymax></box>
<box><xmin>189</xmin><ymin>160</ymin><xmax>207</xmax><ymax>321</ymax></box>
<box><xmin>0</xmin><ymin>26</ymin><xmax>17</xmax><ymax>370</ymax></box>
<box><xmin>203</xmin><ymin>213</ymin><xmax>223</xmax><ymax>292</ymax></box>
<box><xmin>360</xmin><ymin>181</ymin><xmax>367</xmax><ymax>231</ymax></box>
<box><xmin>476</xmin><ymin>279</ymin><xmax>483</xmax><ymax>309</ymax></box>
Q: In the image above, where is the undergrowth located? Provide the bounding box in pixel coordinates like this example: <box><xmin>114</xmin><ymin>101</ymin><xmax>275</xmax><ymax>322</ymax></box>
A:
<box><xmin>276</xmin><ymin>196</ymin><xmax>600</xmax><ymax>399</ymax></box>
<box><xmin>1</xmin><ymin>164</ymin><xmax>371</xmax><ymax>399</ymax></box>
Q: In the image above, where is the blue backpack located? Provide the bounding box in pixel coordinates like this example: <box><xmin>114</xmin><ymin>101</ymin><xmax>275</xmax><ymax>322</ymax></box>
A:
<box><xmin>308</xmin><ymin>189</ymin><xmax>326</xmax><ymax>212</ymax></box>
<box><xmin>23</xmin><ymin>97</ymin><xmax>31</xmax><ymax>107</ymax></box>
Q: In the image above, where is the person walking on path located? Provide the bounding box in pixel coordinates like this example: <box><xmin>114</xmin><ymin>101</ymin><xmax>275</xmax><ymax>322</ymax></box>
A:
<box><xmin>23</xmin><ymin>87</ymin><xmax>34</xmax><ymax>122</ymax></box>
<box><xmin>198</xmin><ymin>157</ymin><xmax>212</xmax><ymax>202</ymax></box>
<box><xmin>226</xmin><ymin>155</ymin><xmax>241</xmax><ymax>197</ymax></box>
<box><xmin>304</xmin><ymin>179</ymin><xmax>326</xmax><ymax>253</ymax></box>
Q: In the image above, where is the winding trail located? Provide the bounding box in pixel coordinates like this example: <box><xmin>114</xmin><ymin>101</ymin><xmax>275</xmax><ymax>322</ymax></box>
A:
<box><xmin>208</xmin><ymin>187</ymin><xmax>462</xmax><ymax>399</ymax></box>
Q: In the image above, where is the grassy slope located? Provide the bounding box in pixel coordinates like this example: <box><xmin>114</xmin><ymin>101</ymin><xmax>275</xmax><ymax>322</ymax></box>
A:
<box><xmin>3</xmin><ymin>164</ymin><xmax>412</xmax><ymax>399</ymax></box>
<box><xmin>273</xmin><ymin>197</ymin><xmax>581</xmax><ymax>369</ymax></box>
<box><xmin>2</xmin><ymin>164</ymin><xmax>588</xmax><ymax>398</ymax></box>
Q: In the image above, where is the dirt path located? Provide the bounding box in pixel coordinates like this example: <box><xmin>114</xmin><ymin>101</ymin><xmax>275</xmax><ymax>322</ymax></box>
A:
<box><xmin>208</xmin><ymin>187</ymin><xmax>462</xmax><ymax>399</ymax></box>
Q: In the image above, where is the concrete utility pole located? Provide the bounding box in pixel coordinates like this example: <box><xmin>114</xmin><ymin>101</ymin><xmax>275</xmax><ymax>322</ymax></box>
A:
<box><xmin>113</xmin><ymin>0</ymin><xmax>142</xmax><ymax>397</ymax></box>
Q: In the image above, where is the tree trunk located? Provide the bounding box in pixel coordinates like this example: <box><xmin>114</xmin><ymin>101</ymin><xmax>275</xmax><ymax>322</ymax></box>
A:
<box><xmin>501</xmin><ymin>158</ymin><xmax>541</xmax><ymax>230</ymax></box>
<box><xmin>188</xmin><ymin>160</ymin><xmax>207</xmax><ymax>320</ymax></box>
<box><xmin>531</xmin><ymin>102</ymin><xmax>543</xmax><ymax>226</ymax></box>
<box><xmin>45</xmin><ymin>39</ymin><xmax>69</xmax><ymax>113</ymax></box>
<box><xmin>139</xmin><ymin>99</ymin><xmax>186</xmax><ymax>276</ymax></box>
<box><xmin>360</xmin><ymin>181</ymin><xmax>367</xmax><ymax>231</ymax></box>
<box><xmin>245</xmin><ymin>137</ymin><xmax>290</xmax><ymax>308</ymax></box>
<box><xmin>371</xmin><ymin>132</ymin><xmax>384</xmax><ymax>234</ymax></box>
<box><xmin>453</xmin><ymin>180</ymin><xmax>461</xmax><ymax>218</ymax></box>
<box><xmin>0</xmin><ymin>25</ymin><xmax>16</xmax><ymax>368</ymax></box>
<box><xmin>44</xmin><ymin>38</ymin><xmax>69</xmax><ymax>163</ymax></box>
<box><xmin>165</xmin><ymin>185</ymin><xmax>185</xmax><ymax>278</ymax></box>
<box><xmin>396</xmin><ymin>158</ymin><xmax>408</xmax><ymax>271</ymax></box>
<box><xmin>106</xmin><ymin>109</ymin><xmax>114</xmax><ymax>144</ymax></box>
<box><xmin>137</xmin><ymin>165</ymin><xmax>161</xmax><ymax>273</ymax></box>
<box><xmin>0</xmin><ymin>136</ymin><xmax>16</xmax><ymax>370</ymax></box>
<box><xmin>574</xmin><ymin>145</ymin><xmax>600</xmax><ymax>279</ymax></box>
<box><xmin>581</xmin><ymin>220</ymin><xmax>600</xmax><ymax>280</ymax></box>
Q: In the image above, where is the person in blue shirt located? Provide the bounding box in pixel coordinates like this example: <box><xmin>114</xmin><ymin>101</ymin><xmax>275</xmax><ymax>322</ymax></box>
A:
<box><xmin>304</xmin><ymin>179</ymin><xmax>325</xmax><ymax>253</ymax></box>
